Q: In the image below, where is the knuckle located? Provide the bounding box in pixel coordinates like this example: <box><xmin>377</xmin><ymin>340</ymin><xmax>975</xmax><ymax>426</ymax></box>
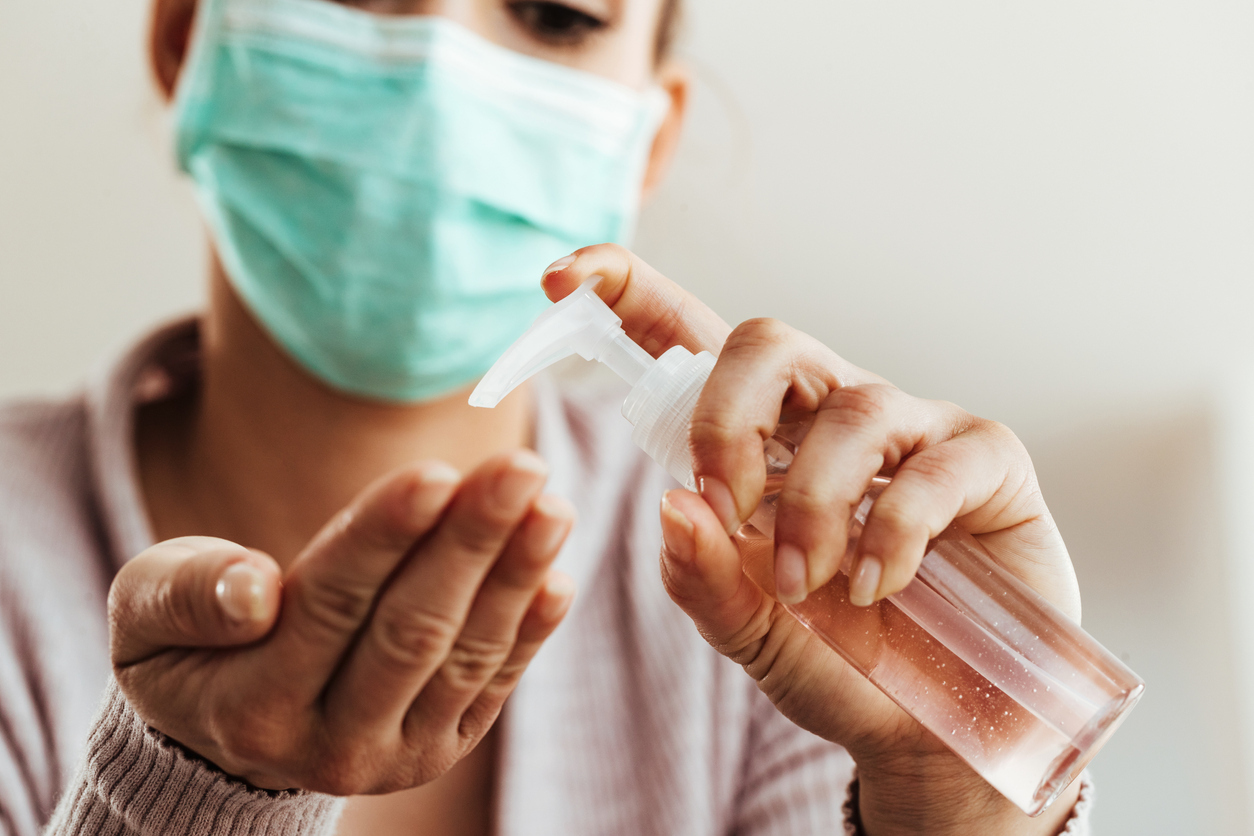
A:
<box><xmin>898</xmin><ymin>452</ymin><xmax>963</xmax><ymax>491</ymax></box>
<box><xmin>732</xmin><ymin>605</ymin><xmax>791</xmax><ymax>676</ymax></box>
<box><xmin>105</xmin><ymin>563</ymin><xmax>139</xmax><ymax>618</ymax></box>
<box><xmin>981</xmin><ymin>418</ymin><xmax>1026</xmax><ymax>451</ymax></box>
<box><xmin>439</xmin><ymin>634</ymin><xmax>515</xmax><ymax>692</ymax></box>
<box><xmin>688</xmin><ymin>412</ymin><xmax>742</xmax><ymax>452</ymax></box>
<box><xmin>292</xmin><ymin>574</ymin><xmax>372</xmax><ymax>637</ymax></box>
<box><xmin>106</xmin><ymin>581</ymin><xmax>140</xmax><ymax>646</ymax></box>
<box><xmin>947</xmin><ymin>406</ymin><xmax>1017</xmax><ymax>445</ymax></box>
<box><xmin>577</xmin><ymin>241</ymin><xmax>624</xmax><ymax>258</ymax></box>
<box><xmin>488</xmin><ymin>655</ymin><xmax>530</xmax><ymax>689</ymax></box>
<box><xmin>659</xmin><ymin>561</ymin><xmax>773</xmax><ymax>667</ymax></box>
<box><xmin>161</xmin><ymin>569</ymin><xmax>206</xmax><ymax>639</ymax></box>
<box><xmin>659</xmin><ymin>555</ymin><xmax>706</xmax><ymax>613</ymax></box>
<box><xmin>457</xmin><ymin>703</ymin><xmax>500</xmax><ymax>745</ymax></box>
<box><xmin>867</xmin><ymin>497</ymin><xmax>925</xmax><ymax>539</ymax></box>
<box><xmin>445</xmin><ymin>517</ymin><xmax>512</xmax><ymax>555</ymax></box>
<box><xmin>374</xmin><ymin>606</ymin><xmax>460</xmax><ymax>669</ymax></box>
<box><xmin>600</xmin><ymin>242</ymin><xmax>631</xmax><ymax>261</ymax></box>
<box><xmin>729</xmin><ymin>317</ymin><xmax>792</xmax><ymax>348</ymax></box>
<box><xmin>488</xmin><ymin>556</ymin><xmax>544</xmax><ymax>592</ymax></box>
<box><xmin>931</xmin><ymin>398</ymin><xmax>971</xmax><ymax>421</ymax></box>
<box><xmin>713</xmin><ymin>616</ymin><xmax>774</xmax><ymax>669</ymax></box>
<box><xmin>777</xmin><ymin>479</ymin><xmax>837</xmax><ymax>522</ymax></box>
<box><xmin>339</xmin><ymin>502</ymin><xmax>417</xmax><ymax>554</ymax></box>
<box><xmin>823</xmin><ymin>384</ymin><xmax>895</xmax><ymax>426</ymax></box>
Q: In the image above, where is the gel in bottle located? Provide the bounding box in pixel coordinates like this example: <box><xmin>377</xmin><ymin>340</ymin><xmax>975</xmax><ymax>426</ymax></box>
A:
<box><xmin>469</xmin><ymin>284</ymin><xmax>1144</xmax><ymax>816</ymax></box>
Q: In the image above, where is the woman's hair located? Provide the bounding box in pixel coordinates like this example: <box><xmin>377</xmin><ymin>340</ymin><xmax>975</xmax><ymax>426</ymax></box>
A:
<box><xmin>656</xmin><ymin>0</ymin><xmax>682</xmax><ymax>63</ymax></box>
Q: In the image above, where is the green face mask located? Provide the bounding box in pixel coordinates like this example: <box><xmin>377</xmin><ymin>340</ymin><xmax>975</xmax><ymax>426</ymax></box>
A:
<box><xmin>174</xmin><ymin>0</ymin><xmax>668</xmax><ymax>401</ymax></box>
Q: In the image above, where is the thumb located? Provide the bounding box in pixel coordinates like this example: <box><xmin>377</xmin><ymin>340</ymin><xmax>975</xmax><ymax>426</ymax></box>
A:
<box><xmin>109</xmin><ymin>536</ymin><xmax>282</xmax><ymax>667</ymax></box>
<box><xmin>659</xmin><ymin>490</ymin><xmax>769</xmax><ymax>657</ymax></box>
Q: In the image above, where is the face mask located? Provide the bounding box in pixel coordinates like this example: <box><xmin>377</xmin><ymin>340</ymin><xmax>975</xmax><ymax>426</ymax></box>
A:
<box><xmin>174</xmin><ymin>0</ymin><xmax>668</xmax><ymax>401</ymax></box>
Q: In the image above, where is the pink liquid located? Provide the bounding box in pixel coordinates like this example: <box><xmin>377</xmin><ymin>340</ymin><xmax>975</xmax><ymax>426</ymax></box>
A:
<box><xmin>738</xmin><ymin>457</ymin><xmax>1143</xmax><ymax>815</ymax></box>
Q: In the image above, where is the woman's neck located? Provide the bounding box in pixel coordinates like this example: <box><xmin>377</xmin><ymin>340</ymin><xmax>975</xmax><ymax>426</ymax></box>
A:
<box><xmin>138</xmin><ymin>262</ymin><xmax>534</xmax><ymax>568</ymax></box>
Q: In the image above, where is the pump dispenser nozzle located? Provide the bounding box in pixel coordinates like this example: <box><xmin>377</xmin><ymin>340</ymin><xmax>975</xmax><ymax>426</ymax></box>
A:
<box><xmin>470</xmin><ymin>281</ymin><xmax>716</xmax><ymax>486</ymax></box>
<box><xmin>469</xmin><ymin>282</ymin><xmax>655</xmax><ymax>408</ymax></box>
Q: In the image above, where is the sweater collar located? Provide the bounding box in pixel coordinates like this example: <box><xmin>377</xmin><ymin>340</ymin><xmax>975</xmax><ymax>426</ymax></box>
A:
<box><xmin>84</xmin><ymin>317</ymin><xmax>200</xmax><ymax>570</ymax></box>
<box><xmin>79</xmin><ymin>316</ymin><xmax>603</xmax><ymax>595</ymax></box>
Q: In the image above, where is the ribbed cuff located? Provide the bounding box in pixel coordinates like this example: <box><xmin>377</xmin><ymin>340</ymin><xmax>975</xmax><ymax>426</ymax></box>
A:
<box><xmin>45</xmin><ymin>679</ymin><xmax>344</xmax><ymax>836</ymax></box>
<box><xmin>841</xmin><ymin>770</ymin><xmax>1094</xmax><ymax>835</ymax></box>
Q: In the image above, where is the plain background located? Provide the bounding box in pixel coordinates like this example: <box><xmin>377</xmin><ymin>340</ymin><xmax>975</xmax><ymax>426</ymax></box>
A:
<box><xmin>3</xmin><ymin>0</ymin><xmax>1253</xmax><ymax>831</ymax></box>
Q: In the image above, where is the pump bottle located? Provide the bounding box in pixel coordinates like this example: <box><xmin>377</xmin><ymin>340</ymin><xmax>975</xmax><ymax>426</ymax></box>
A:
<box><xmin>469</xmin><ymin>284</ymin><xmax>1144</xmax><ymax>816</ymax></box>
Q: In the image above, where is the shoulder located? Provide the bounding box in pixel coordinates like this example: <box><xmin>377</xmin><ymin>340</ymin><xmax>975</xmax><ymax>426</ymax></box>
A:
<box><xmin>0</xmin><ymin>395</ymin><xmax>98</xmax><ymax>540</ymax></box>
<box><xmin>0</xmin><ymin>394</ymin><xmax>89</xmax><ymax>456</ymax></box>
<box><xmin>0</xmin><ymin>395</ymin><xmax>115</xmax><ymax>823</ymax></box>
<box><xmin>0</xmin><ymin>391</ymin><xmax>113</xmax><ymax>619</ymax></box>
<box><xmin>0</xmin><ymin>394</ymin><xmax>114</xmax><ymax>651</ymax></box>
<box><xmin>0</xmin><ymin>395</ymin><xmax>99</xmax><ymax>546</ymax></box>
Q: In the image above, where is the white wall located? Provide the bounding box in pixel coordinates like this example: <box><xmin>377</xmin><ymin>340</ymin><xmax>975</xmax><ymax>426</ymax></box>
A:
<box><xmin>634</xmin><ymin>5</ymin><xmax>1254</xmax><ymax>829</ymax></box>
<box><xmin>3</xmin><ymin>0</ymin><xmax>1253</xmax><ymax>831</ymax></box>
<box><xmin>0</xmin><ymin>0</ymin><xmax>204</xmax><ymax>395</ymax></box>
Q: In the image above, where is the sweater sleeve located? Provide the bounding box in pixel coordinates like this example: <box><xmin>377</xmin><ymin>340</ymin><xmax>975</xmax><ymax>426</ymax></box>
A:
<box><xmin>43</xmin><ymin>680</ymin><xmax>344</xmax><ymax>836</ymax></box>
<box><xmin>730</xmin><ymin>689</ymin><xmax>854</xmax><ymax>834</ymax></box>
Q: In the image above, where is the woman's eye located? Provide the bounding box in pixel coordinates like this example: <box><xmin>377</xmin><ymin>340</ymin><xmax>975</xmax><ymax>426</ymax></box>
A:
<box><xmin>508</xmin><ymin>2</ymin><xmax>606</xmax><ymax>44</ymax></box>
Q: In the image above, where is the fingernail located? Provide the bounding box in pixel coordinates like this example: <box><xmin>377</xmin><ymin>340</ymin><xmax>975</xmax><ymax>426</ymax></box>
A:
<box><xmin>697</xmin><ymin>476</ymin><xmax>739</xmax><ymax>536</ymax></box>
<box><xmin>216</xmin><ymin>563</ymin><xmax>268</xmax><ymax>623</ymax></box>
<box><xmin>539</xmin><ymin>572</ymin><xmax>576</xmax><ymax>620</ymax></box>
<box><xmin>541</xmin><ymin>254</ymin><xmax>577</xmax><ymax>279</ymax></box>
<box><xmin>774</xmin><ymin>543</ymin><xmax>808</xmax><ymax>604</ymax></box>
<box><xmin>533</xmin><ymin>494</ymin><xmax>577</xmax><ymax>553</ymax></box>
<box><xmin>660</xmin><ymin>491</ymin><xmax>696</xmax><ymax>563</ymax></box>
<box><xmin>508</xmin><ymin>449</ymin><xmax>549</xmax><ymax>477</ymax></box>
<box><xmin>495</xmin><ymin>450</ymin><xmax>549</xmax><ymax>506</ymax></box>
<box><xmin>401</xmin><ymin>463</ymin><xmax>460</xmax><ymax>525</ymax></box>
<box><xmin>418</xmin><ymin>461</ymin><xmax>461</xmax><ymax>487</ymax></box>
<box><xmin>533</xmin><ymin>492</ymin><xmax>576</xmax><ymax>523</ymax></box>
<box><xmin>849</xmin><ymin>555</ymin><xmax>883</xmax><ymax>607</ymax></box>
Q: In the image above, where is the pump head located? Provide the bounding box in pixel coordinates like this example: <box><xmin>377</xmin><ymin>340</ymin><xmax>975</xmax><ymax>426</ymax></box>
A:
<box><xmin>470</xmin><ymin>280</ymin><xmax>716</xmax><ymax>487</ymax></box>
<box><xmin>469</xmin><ymin>281</ymin><xmax>655</xmax><ymax>408</ymax></box>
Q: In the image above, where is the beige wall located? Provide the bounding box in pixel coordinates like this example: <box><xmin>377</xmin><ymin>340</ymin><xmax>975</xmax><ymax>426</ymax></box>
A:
<box><xmin>3</xmin><ymin>0</ymin><xmax>1253</xmax><ymax>831</ymax></box>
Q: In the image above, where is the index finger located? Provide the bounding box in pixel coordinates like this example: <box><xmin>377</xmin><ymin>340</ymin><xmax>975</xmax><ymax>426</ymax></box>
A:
<box><xmin>540</xmin><ymin>243</ymin><xmax>732</xmax><ymax>358</ymax></box>
<box><xmin>260</xmin><ymin>461</ymin><xmax>462</xmax><ymax>690</ymax></box>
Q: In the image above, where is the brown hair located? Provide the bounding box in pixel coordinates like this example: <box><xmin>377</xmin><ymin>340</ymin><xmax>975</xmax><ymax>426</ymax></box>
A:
<box><xmin>655</xmin><ymin>0</ymin><xmax>682</xmax><ymax>63</ymax></box>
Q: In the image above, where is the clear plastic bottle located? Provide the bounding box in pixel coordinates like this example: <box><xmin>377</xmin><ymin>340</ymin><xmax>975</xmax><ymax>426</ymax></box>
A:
<box><xmin>471</xmin><ymin>284</ymin><xmax>1144</xmax><ymax>816</ymax></box>
<box><xmin>740</xmin><ymin>428</ymin><xmax>1140</xmax><ymax>814</ymax></box>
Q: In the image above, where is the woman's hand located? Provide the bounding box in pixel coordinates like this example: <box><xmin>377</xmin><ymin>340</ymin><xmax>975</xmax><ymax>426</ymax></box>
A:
<box><xmin>542</xmin><ymin>245</ymin><xmax>1082</xmax><ymax>835</ymax></box>
<box><xmin>108</xmin><ymin>451</ymin><xmax>575</xmax><ymax>795</ymax></box>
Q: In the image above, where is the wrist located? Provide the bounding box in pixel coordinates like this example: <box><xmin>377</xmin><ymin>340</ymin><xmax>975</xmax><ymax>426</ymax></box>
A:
<box><xmin>853</xmin><ymin>752</ymin><xmax>1081</xmax><ymax>836</ymax></box>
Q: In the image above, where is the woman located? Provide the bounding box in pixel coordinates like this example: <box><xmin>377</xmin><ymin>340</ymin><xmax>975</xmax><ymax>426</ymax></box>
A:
<box><xmin>0</xmin><ymin>0</ymin><xmax>1091</xmax><ymax>833</ymax></box>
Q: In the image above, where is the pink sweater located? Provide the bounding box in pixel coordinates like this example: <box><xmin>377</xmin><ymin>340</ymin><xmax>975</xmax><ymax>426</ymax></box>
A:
<box><xmin>0</xmin><ymin>320</ymin><xmax>1092</xmax><ymax>835</ymax></box>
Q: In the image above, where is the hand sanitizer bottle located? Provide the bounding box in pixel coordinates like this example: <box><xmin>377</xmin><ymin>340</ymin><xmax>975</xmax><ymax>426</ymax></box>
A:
<box><xmin>469</xmin><ymin>283</ymin><xmax>1144</xmax><ymax>816</ymax></box>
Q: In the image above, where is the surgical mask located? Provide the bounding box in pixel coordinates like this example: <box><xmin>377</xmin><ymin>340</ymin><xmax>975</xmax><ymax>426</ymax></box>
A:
<box><xmin>174</xmin><ymin>0</ymin><xmax>669</xmax><ymax>401</ymax></box>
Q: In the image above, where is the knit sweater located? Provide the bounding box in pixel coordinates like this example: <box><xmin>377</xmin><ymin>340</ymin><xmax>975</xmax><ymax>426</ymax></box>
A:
<box><xmin>0</xmin><ymin>319</ymin><xmax>1092</xmax><ymax>835</ymax></box>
